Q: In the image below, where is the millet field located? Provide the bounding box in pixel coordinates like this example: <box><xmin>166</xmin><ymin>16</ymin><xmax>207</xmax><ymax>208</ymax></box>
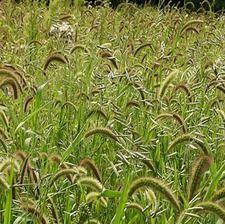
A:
<box><xmin>1</xmin><ymin>1</ymin><xmax>225</xmax><ymax>223</ymax></box>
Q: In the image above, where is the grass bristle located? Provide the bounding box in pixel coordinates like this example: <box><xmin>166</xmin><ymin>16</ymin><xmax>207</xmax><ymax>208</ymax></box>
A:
<box><xmin>84</xmin><ymin>127</ymin><xmax>118</xmax><ymax>142</ymax></box>
<box><xmin>168</xmin><ymin>134</ymin><xmax>208</xmax><ymax>154</ymax></box>
<box><xmin>195</xmin><ymin>201</ymin><xmax>225</xmax><ymax>221</ymax></box>
<box><xmin>24</xmin><ymin>96</ymin><xmax>34</xmax><ymax>112</ymax></box>
<box><xmin>0</xmin><ymin>77</ymin><xmax>20</xmax><ymax>99</ymax></box>
<box><xmin>125</xmin><ymin>202</ymin><xmax>144</xmax><ymax>214</ymax></box>
<box><xmin>134</xmin><ymin>43</ymin><xmax>154</xmax><ymax>56</ymax></box>
<box><xmin>126</xmin><ymin>100</ymin><xmax>140</xmax><ymax>108</ymax></box>
<box><xmin>188</xmin><ymin>154</ymin><xmax>213</xmax><ymax>200</ymax></box>
<box><xmin>78</xmin><ymin>176</ymin><xmax>103</xmax><ymax>192</ymax></box>
<box><xmin>43</xmin><ymin>52</ymin><xmax>69</xmax><ymax>71</ymax></box>
<box><xmin>156</xmin><ymin>112</ymin><xmax>187</xmax><ymax>133</ymax></box>
<box><xmin>212</xmin><ymin>187</ymin><xmax>225</xmax><ymax>202</ymax></box>
<box><xmin>71</xmin><ymin>44</ymin><xmax>90</xmax><ymax>54</ymax></box>
<box><xmin>180</xmin><ymin>19</ymin><xmax>204</xmax><ymax>35</ymax></box>
<box><xmin>47</xmin><ymin>196</ymin><xmax>60</xmax><ymax>224</ymax></box>
<box><xmin>0</xmin><ymin>109</ymin><xmax>9</xmax><ymax>127</ymax></box>
<box><xmin>158</xmin><ymin>69</ymin><xmax>179</xmax><ymax>99</ymax></box>
<box><xmin>0</xmin><ymin>174</ymin><xmax>10</xmax><ymax>190</ymax></box>
<box><xmin>128</xmin><ymin>177</ymin><xmax>180</xmax><ymax>211</ymax></box>
<box><xmin>87</xmin><ymin>109</ymin><xmax>108</xmax><ymax>120</ymax></box>
<box><xmin>172</xmin><ymin>83</ymin><xmax>192</xmax><ymax>102</ymax></box>
<box><xmin>20</xmin><ymin>203</ymin><xmax>48</xmax><ymax>224</ymax></box>
<box><xmin>80</xmin><ymin>157</ymin><xmax>102</xmax><ymax>183</ymax></box>
<box><xmin>86</xmin><ymin>191</ymin><xmax>108</xmax><ymax>207</ymax></box>
<box><xmin>19</xmin><ymin>155</ymin><xmax>30</xmax><ymax>184</ymax></box>
<box><xmin>50</xmin><ymin>169</ymin><xmax>77</xmax><ymax>186</ymax></box>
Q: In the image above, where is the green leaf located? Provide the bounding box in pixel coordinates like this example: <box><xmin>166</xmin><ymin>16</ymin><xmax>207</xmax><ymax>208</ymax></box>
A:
<box><xmin>111</xmin><ymin>172</ymin><xmax>132</xmax><ymax>224</ymax></box>
<box><xmin>3</xmin><ymin>160</ymin><xmax>14</xmax><ymax>224</ymax></box>
<box><xmin>101</xmin><ymin>189</ymin><xmax>121</xmax><ymax>198</ymax></box>
<box><xmin>204</xmin><ymin>163</ymin><xmax>225</xmax><ymax>200</ymax></box>
<box><xmin>61</xmin><ymin>122</ymin><xmax>87</xmax><ymax>163</ymax></box>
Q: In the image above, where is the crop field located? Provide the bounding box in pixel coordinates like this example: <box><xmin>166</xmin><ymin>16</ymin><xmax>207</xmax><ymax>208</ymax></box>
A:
<box><xmin>1</xmin><ymin>1</ymin><xmax>225</xmax><ymax>223</ymax></box>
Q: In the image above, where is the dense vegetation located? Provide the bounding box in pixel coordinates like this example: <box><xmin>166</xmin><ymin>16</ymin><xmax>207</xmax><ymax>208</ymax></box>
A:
<box><xmin>1</xmin><ymin>1</ymin><xmax>225</xmax><ymax>223</ymax></box>
<box><xmin>11</xmin><ymin>0</ymin><xmax>225</xmax><ymax>11</ymax></box>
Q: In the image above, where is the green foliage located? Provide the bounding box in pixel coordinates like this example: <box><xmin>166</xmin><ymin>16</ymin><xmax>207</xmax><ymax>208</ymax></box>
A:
<box><xmin>1</xmin><ymin>1</ymin><xmax>225</xmax><ymax>223</ymax></box>
<box><xmin>185</xmin><ymin>0</ymin><xmax>225</xmax><ymax>11</ymax></box>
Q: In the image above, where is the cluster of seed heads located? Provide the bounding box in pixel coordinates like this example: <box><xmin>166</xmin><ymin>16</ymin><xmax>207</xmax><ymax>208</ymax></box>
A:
<box><xmin>1</xmin><ymin>2</ymin><xmax>225</xmax><ymax>224</ymax></box>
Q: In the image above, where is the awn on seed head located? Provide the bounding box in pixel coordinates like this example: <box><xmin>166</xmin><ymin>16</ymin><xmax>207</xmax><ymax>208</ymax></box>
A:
<box><xmin>128</xmin><ymin>177</ymin><xmax>180</xmax><ymax>211</ymax></box>
<box><xmin>80</xmin><ymin>157</ymin><xmax>102</xmax><ymax>183</ymax></box>
<box><xmin>188</xmin><ymin>154</ymin><xmax>213</xmax><ymax>200</ymax></box>
<box><xmin>43</xmin><ymin>52</ymin><xmax>69</xmax><ymax>71</ymax></box>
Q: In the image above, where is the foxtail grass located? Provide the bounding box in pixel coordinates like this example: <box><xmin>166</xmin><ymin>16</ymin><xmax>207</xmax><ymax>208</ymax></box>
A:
<box><xmin>195</xmin><ymin>201</ymin><xmax>225</xmax><ymax>221</ymax></box>
<box><xmin>50</xmin><ymin>168</ymin><xmax>77</xmax><ymax>186</ymax></box>
<box><xmin>156</xmin><ymin>112</ymin><xmax>187</xmax><ymax>133</ymax></box>
<box><xmin>188</xmin><ymin>154</ymin><xmax>212</xmax><ymax>200</ymax></box>
<box><xmin>212</xmin><ymin>187</ymin><xmax>225</xmax><ymax>202</ymax></box>
<box><xmin>128</xmin><ymin>177</ymin><xmax>180</xmax><ymax>211</ymax></box>
<box><xmin>20</xmin><ymin>203</ymin><xmax>48</xmax><ymax>224</ymax></box>
<box><xmin>80</xmin><ymin>158</ymin><xmax>102</xmax><ymax>183</ymax></box>
<box><xmin>84</xmin><ymin>127</ymin><xmax>118</xmax><ymax>142</ymax></box>
<box><xmin>180</xmin><ymin>19</ymin><xmax>204</xmax><ymax>35</ymax></box>
<box><xmin>134</xmin><ymin>43</ymin><xmax>154</xmax><ymax>56</ymax></box>
<box><xmin>158</xmin><ymin>69</ymin><xmax>179</xmax><ymax>99</ymax></box>
<box><xmin>78</xmin><ymin>176</ymin><xmax>103</xmax><ymax>192</ymax></box>
<box><xmin>43</xmin><ymin>52</ymin><xmax>69</xmax><ymax>71</ymax></box>
<box><xmin>168</xmin><ymin>134</ymin><xmax>208</xmax><ymax>155</ymax></box>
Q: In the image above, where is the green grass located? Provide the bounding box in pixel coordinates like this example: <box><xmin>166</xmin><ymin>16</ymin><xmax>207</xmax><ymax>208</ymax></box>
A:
<box><xmin>1</xmin><ymin>0</ymin><xmax>225</xmax><ymax>223</ymax></box>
